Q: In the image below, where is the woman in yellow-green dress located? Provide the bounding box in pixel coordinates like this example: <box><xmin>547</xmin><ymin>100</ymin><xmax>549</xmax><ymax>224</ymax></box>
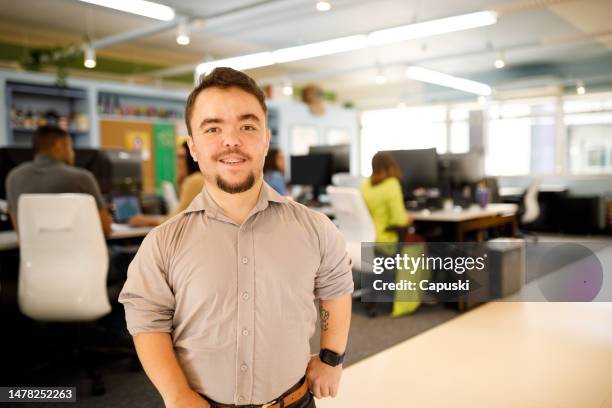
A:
<box><xmin>360</xmin><ymin>152</ymin><xmax>421</xmax><ymax>317</ymax></box>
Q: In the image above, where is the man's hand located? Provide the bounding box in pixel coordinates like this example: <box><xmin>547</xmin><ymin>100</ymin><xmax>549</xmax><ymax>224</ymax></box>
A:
<box><xmin>306</xmin><ymin>354</ymin><xmax>342</xmax><ymax>399</ymax></box>
<box><xmin>164</xmin><ymin>388</ymin><xmax>209</xmax><ymax>408</ymax></box>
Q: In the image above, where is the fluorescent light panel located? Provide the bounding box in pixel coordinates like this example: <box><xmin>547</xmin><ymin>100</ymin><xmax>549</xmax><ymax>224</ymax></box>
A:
<box><xmin>405</xmin><ymin>66</ymin><xmax>491</xmax><ymax>96</ymax></box>
<box><xmin>197</xmin><ymin>52</ymin><xmax>275</xmax><ymax>76</ymax></box>
<box><xmin>78</xmin><ymin>0</ymin><xmax>175</xmax><ymax>21</ymax></box>
<box><xmin>273</xmin><ymin>35</ymin><xmax>368</xmax><ymax>63</ymax></box>
<box><xmin>368</xmin><ymin>11</ymin><xmax>497</xmax><ymax>46</ymax></box>
<box><xmin>196</xmin><ymin>10</ymin><xmax>497</xmax><ymax>75</ymax></box>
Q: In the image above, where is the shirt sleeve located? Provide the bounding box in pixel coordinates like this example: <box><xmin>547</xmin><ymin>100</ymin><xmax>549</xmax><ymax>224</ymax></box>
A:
<box><xmin>118</xmin><ymin>229</ymin><xmax>176</xmax><ymax>335</ymax></box>
<box><xmin>314</xmin><ymin>213</ymin><xmax>354</xmax><ymax>300</ymax></box>
<box><xmin>387</xmin><ymin>178</ymin><xmax>408</xmax><ymax>227</ymax></box>
<box><xmin>78</xmin><ymin>171</ymin><xmax>107</xmax><ymax>210</ymax></box>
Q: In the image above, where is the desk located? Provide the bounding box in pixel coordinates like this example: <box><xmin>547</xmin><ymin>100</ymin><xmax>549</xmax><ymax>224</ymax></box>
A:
<box><xmin>318</xmin><ymin>302</ymin><xmax>612</xmax><ymax>408</ymax></box>
<box><xmin>410</xmin><ymin>203</ymin><xmax>518</xmax><ymax>241</ymax></box>
<box><xmin>0</xmin><ymin>225</ymin><xmax>152</xmax><ymax>251</ymax></box>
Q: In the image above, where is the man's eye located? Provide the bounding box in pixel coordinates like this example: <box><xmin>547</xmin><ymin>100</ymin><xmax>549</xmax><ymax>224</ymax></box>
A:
<box><xmin>242</xmin><ymin>125</ymin><xmax>257</xmax><ymax>131</ymax></box>
<box><xmin>204</xmin><ymin>127</ymin><xmax>219</xmax><ymax>133</ymax></box>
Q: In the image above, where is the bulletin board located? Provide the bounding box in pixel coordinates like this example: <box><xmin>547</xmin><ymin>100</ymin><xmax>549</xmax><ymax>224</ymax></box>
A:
<box><xmin>99</xmin><ymin>120</ymin><xmax>155</xmax><ymax>193</ymax></box>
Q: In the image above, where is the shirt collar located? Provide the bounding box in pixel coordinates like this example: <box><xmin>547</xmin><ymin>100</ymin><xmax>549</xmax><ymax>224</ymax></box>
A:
<box><xmin>184</xmin><ymin>181</ymin><xmax>287</xmax><ymax>217</ymax></box>
<box><xmin>34</xmin><ymin>154</ymin><xmax>63</xmax><ymax>166</ymax></box>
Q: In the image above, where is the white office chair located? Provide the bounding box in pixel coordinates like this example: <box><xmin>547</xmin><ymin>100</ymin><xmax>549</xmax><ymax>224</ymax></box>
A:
<box><xmin>521</xmin><ymin>181</ymin><xmax>540</xmax><ymax>225</ymax></box>
<box><xmin>18</xmin><ymin>194</ymin><xmax>111</xmax><ymax>321</ymax></box>
<box><xmin>331</xmin><ymin>173</ymin><xmax>362</xmax><ymax>188</ymax></box>
<box><xmin>326</xmin><ymin>186</ymin><xmax>375</xmax><ymax>275</ymax></box>
<box><xmin>161</xmin><ymin>180</ymin><xmax>179</xmax><ymax>213</ymax></box>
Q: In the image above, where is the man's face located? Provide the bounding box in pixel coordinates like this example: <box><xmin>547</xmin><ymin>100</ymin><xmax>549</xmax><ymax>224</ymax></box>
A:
<box><xmin>187</xmin><ymin>86</ymin><xmax>270</xmax><ymax>194</ymax></box>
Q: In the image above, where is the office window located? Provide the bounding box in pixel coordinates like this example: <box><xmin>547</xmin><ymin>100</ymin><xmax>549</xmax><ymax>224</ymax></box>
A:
<box><xmin>290</xmin><ymin>125</ymin><xmax>319</xmax><ymax>155</ymax></box>
<box><xmin>564</xmin><ymin>95</ymin><xmax>612</xmax><ymax>175</ymax></box>
<box><xmin>485</xmin><ymin>101</ymin><xmax>556</xmax><ymax>176</ymax></box>
<box><xmin>360</xmin><ymin>106</ymin><xmax>446</xmax><ymax>175</ymax></box>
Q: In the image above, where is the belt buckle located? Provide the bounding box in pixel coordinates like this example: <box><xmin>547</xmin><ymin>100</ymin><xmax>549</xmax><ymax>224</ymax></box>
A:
<box><xmin>261</xmin><ymin>399</ymin><xmax>277</xmax><ymax>408</ymax></box>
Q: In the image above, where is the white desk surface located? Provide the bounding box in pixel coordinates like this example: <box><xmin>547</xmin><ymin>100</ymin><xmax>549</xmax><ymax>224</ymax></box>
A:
<box><xmin>409</xmin><ymin>203</ymin><xmax>518</xmax><ymax>222</ymax></box>
<box><xmin>319</xmin><ymin>302</ymin><xmax>612</xmax><ymax>408</ymax></box>
<box><xmin>0</xmin><ymin>224</ymin><xmax>152</xmax><ymax>251</ymax></box>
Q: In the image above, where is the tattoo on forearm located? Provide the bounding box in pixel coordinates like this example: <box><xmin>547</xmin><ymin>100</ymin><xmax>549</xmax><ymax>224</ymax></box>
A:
<box><xmin>320</xmin><ymin>307</ymin><xmax>330</xmax><ymax>331</ymax></box>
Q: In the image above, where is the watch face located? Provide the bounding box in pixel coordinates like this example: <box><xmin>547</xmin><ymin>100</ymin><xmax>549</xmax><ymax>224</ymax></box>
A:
<box><xmin>320</xmin><ymin>349</ymin><xmax>343</xmax><ymax>366</ymax></box>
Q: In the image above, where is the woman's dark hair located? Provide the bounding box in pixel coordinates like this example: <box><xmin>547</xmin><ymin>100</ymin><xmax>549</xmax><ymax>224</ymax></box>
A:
<box><xmin>264</xmin><ymin>147</ymin><xmax>281</xmax><ymax>172</ymax></box>
<box><xmin>370</xmin><ymin>151</ymin><xmax>402</xmax><ymax>186</ymax></box>
<box><xmin>182</xmin><ymin>141</ymin><xmax>200</xmax><ymax>175</ymax></box>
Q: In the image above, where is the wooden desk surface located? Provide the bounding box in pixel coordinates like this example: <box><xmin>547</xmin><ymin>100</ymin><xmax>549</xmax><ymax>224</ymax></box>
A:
<box><xmin>410</xmin><ymin>203</ymin><xmax>518</xmax><ymax>222</ymax></box>
<box><xmin>318</xmin><ymin>301</ymin><xmax>612</xmax><ymax>408</ymax></box>
<box><xmin>0</xmin><ymin>225</ymin><xmax>152</xmax><ymax>251</ymax></box>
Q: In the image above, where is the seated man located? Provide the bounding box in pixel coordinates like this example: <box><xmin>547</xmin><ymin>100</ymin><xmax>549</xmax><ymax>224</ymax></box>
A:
<box><xmin>5</xmin><ymin>125</ymin><xmax>112</xmax><ymax>236</ymax></box>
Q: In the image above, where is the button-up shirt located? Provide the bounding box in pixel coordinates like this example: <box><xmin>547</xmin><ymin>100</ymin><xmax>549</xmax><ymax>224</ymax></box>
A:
<box><xmin>119</xmin><ymin>182</ymin><xmax>353</xmax><ymax>405</ymax></box>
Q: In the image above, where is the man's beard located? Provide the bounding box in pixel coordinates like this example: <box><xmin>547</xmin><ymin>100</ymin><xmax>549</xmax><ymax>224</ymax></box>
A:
<box><xmin>216</xmin><ymin>172</ymin><xmax>256</xmax><ymax>194</ymax></box>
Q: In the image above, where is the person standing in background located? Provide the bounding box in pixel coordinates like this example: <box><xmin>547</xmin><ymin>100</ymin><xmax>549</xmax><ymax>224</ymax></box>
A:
<box><xmin>128</xmin><ymin>141</ymin><xmax>204</xmax><ymax>227</ymax></box>
<box><xmin>360</xmin><ymin>151</ymin><xmax>411</xmax><ymax>243</ymax></box>
<box><xmin>263</xmin><ymin>147</ymin><xmax>288</xmax><ymax>195</ymax></box>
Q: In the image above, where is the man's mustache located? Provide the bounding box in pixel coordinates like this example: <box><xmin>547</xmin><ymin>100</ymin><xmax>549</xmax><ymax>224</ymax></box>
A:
<box><xmin>212</xmin><ymin>147</ymin><xmax>251</xmax><ymax>161</ymax></box>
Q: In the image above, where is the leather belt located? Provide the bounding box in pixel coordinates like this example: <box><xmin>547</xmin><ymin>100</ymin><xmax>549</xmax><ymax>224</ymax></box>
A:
<box><xmin>206</xmin><ymin>378</ymin><xmax>309</xmax><ymax>408</ymax></box>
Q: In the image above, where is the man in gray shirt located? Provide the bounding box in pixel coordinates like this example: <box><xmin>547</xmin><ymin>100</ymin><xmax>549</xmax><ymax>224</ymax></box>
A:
<box><xmin>5</xmin><ymin>125</ymin><xmax>111</xmax><ymax>236</ymax></box>
<box><xmin>119</xmin><ymin>68</ymin><xmax>353</xmax><ymax>408</ymax></box>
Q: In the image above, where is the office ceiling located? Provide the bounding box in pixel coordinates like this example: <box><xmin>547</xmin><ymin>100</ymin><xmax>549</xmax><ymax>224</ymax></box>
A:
<box><xmin>0</xmin><ymin>0</ymin><xmax>611</xmax><ymax>108</ymax></box>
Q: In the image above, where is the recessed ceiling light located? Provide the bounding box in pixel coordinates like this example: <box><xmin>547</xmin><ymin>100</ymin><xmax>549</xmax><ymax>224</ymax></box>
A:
<box><xmin>316</xmin><ymin>1</ymin><xmax>331</xmax><ymax>11</ymax></box>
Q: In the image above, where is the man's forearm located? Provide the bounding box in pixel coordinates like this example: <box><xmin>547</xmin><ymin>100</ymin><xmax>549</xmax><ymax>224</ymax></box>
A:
<box><xmin>319</xmin><ymin>293</ymin><xmax>352</xmax><ymax>353</ymax></box>
<box><xmin>133</xmin><ymin>332</ymin><xmax>193</xmax><ymax>404</ymax></box>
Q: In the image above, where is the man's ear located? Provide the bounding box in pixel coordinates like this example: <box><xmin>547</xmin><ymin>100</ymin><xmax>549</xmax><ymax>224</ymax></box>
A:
<box><xmin>186</xmin><ymin>136</ymin><xmax>198</xmax><ymax>162</ymax></box>
<box><xmin>263</xmin><ymin>128</ymin><xmax>271</xmax><ymax>157</ymax></box>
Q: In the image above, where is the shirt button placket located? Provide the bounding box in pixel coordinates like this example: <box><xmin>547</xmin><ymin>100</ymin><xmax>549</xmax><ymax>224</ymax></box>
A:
<box><xmin>236</xmin><ymin>224</ymin><xmax>255</xmax><ymax>404</ymax></box>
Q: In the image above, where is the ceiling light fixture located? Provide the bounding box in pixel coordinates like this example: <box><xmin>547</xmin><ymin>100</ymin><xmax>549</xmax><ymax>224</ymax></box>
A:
<box><xmin>494</xmin><ymin>51</ymin><xmax>505</xmax><ymax>69</ymax></box>
<box><xmin>316</xmin><ymin>1</ymin><xmax>331</xmax><ymax>11</ymax></box>
<box><xmin>196</xmin><ymin>10</ymin><xmax>497</xmax><ymax>75</ymax></box>
<box><xmin>282</xmin><ymin>83</ymin><xmax>294</xmax><ymax>96</ymax></box>
<box><xmin>196</xmin><ymin>52</ymin><xmax>275</xmax><ymax>76</ymax></box>
<box><xmin>176</xmin><ymin>20</ymin><xmax>190</xmax><ymax>45</ymax></box>
<box><xmin>405</xmin><ymin>66</ymin><xmax>492</xmax><ymax>96</ymax></box>
<box><xmin>77</xmin><ymin>0</ymin><xmax>175</xmax><ymax>21</ymax></box>
<box><xmin>273</xmin><ymin>35</ymin><xmax>368</xmax><ymax>63</ymax></box>
<box><xmin>368</xmin><ymin>11</ymin><xmax>497</xmax><ymax>46</ymax></box>
<box><xmin>84</xmin><ymin>46</ymin><xmax>96</xmax><ymax>69</ymax></box>
<box><xmin>576</xmin><ymin>81</ymin><xmax>586</xmax><ymax>95</ymax></box>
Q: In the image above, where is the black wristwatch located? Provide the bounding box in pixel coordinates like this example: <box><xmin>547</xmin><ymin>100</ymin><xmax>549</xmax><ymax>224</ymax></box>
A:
<box><xmin>319</xmin><ymin>348</ymin><xmax>345</xmax><ymax>367</ymax></box>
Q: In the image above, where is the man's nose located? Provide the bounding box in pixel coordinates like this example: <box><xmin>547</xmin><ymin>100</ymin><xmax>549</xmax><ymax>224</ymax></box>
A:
<box><xmin>222</xmin><ymin>128</ymin><xmax>242</xmax><ymax>147</ymax></box>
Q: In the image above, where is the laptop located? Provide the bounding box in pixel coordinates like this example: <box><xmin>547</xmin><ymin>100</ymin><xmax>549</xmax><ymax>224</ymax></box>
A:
<box><xmin>111</xmin><ymin>195</ymin><xmax>142</xmax><ymax>224</ymax></box>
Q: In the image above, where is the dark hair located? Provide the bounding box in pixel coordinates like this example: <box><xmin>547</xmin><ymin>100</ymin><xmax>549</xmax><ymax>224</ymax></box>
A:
<box><xmin>185</xmin><ymin>67</ymin><xmax>267</xmax><ymax>136</ymax></box>
<box><xmin>33</xmin><ymin>125</ymin><xmax>69</xmax><ymax>153</ymax></box>
<box><xmin>182</xmin><ymin>141</ymin><xmax>200</xmax><ymax>175</ymax></box>
<box><xmin>264</xmin><ymin>147</ymin><xmax>281</xmax><ymax>172</ymax></box>
<box><xmin>371</xmin><ymin>151</ymin><xmax>402</xmax><ymax>186</ymax></box>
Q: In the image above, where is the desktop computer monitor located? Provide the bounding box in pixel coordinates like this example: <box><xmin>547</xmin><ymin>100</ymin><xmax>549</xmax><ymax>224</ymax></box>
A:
<box><xmin>309</xmin><ymin>144</ymin><xmax>350</xmax><ymax>174</ymax></box>
<box><xmin>439</xmin><ymin>151</ymin><xmax>484</xmax><ymax>185</ymax></box>
<box><xmin>382</xmin><ymin>148</ymin><xmax>439</xmax><ymax>194</ymax></box>
<box><xmin>104</xmin><ymin>149</ymin><xmax>143</xmax><ymax>193</ymax></box>
<box><xmin>290</xmin><ymin>153</ymin><xmax>333</xmax><ymax>189</ymax></box>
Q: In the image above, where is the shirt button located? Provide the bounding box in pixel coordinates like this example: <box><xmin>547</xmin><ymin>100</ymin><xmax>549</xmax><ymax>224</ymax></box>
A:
<box><xmin>240</xmin><ymin>364</ymin><xmax>248</xmax><ymax>372</ymax></box>
<box><xmin>241</xmin><ymin>292</ymin><xmax>249</xmax><ymax>300</ymax></box>
<box><xmin>242</xmin><ymin>329</ymin><xmax>249</xmax><ymax>336</ymax></box>
<box><xmin>238</xmin><ymin>396</ymin><xmax>245</xmax><ymax>403</ymax></box>
<box><xmin>241</xmin><ymin>257</ymin><xmax>248</xmax><ymax>264</ymax></box>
